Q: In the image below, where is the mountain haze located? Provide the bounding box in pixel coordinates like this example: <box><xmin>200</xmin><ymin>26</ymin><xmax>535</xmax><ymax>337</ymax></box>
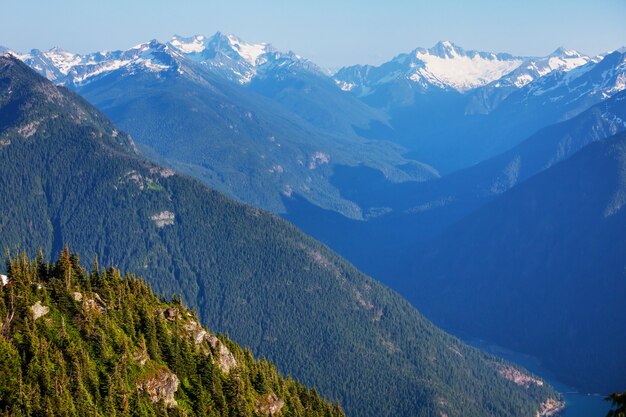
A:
<box><xmin>3</xmin><ymin>36</ymin><xmax>435</xmax><ymax>219</ymax></box>
<box><xmin>405</xmin><ymin>130</ymin><xmax>626</xmax><ymax>393</ymax></box>
<box><xmin>0</xmin><ymin>55</ymin><xmax>558</xmax><ymax>417</ymax></box>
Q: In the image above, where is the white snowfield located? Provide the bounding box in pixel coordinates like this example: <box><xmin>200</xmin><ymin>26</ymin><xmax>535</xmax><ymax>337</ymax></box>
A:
<box><xmin>4</xmin><ymin>40</ymin><xmax>183</xmax><ymax>85</ymax></box>
<box><xmin>224</xmin><ymin>33</ymin><xmax>268</xmax><ymax>65</ymax></box>
<box><xmin>169</xmin><ymin>35</ymin><xmax>207</xmax><ymax>54</ymax></box>
<box><xmin>409</xmin><ymin>42</ymin><xmax>524</xmax><ymax>92</ymax></box>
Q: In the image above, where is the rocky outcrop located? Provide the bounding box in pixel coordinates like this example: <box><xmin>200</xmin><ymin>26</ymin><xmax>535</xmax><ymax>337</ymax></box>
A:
<box><xmin>30</xmin><ymin>301</ymin><xmax>49</xmax><ymax>320</ymax></box>
<box><xmin>255</xmin><ymin>393</ymin><xmax>285</xmax><ymax>416</ymax></box>
<box><xmin>207</xmin><ymin>335</ymin><xmax>237</xmax><ymax>373</ymax></box>
<box><xmin>536</xmin><ymin>397</ymin><xmax>565</xmax><ymax>417</ymax></box>
<box><xmin>133</xmin><ymin>347</ymin><xmax>150</xmax><ymax>366</ymax></box>
<box><xmin>150</xmin><ymin>211</ymin><xmax>175</xmax><ymax>228</ymax></box>
<box><xmin>162</xmin><ymin>307</ymin><xmax>180</xmax><ymax>321</ymax></box>
<box><xmin>497</xmin><ymin>364</ymin><xmax>544</xmax><ymax>388</ymax></box>
<box><xmin>216</xmin><ymin>342</ymin><xmax>237</xmax><ymax>373</ymax></box>
<box><xmin>137</xmin><ymin>369</ymin><xmax>179</xmax><ymax>408</ymax></box>
<box><xmin>183</xmin><ymin>320</ymin><xmax>207</xmax><ymax>348</ymax></box>
<box><xmin>150</xmin><ymin>166</ymin><xmax>175</xmax><ymax>177</ymax></box>
<box><xmin>72</xmin><ymin>291</ymin><xmax>106</xmax><ymax>312</ymax></box>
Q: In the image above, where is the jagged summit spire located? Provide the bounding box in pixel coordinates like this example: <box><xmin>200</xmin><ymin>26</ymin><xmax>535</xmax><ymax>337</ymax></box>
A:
<box><xmin>549</xmin><ymin>46</ymin><xmax>583</xmax><ymax>57</ymax></box>
<box><xmin>429</xmin><ymin>40</ymin><xmax>464</xmax><ymax>58</ymax></box>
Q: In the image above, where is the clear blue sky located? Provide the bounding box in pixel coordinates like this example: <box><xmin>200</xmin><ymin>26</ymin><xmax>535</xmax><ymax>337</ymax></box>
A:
<box><xmin>2</xmin><ymin>0</ymin><xmax>625</xmax><ymax>68</ymax></box>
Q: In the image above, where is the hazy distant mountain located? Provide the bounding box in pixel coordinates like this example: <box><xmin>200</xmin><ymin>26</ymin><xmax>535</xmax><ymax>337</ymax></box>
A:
<box><xmin>465</xmin><ymin>47</ymin><xmax>593</xmax><ymax>114</ymax></box>
<box><xmin>337</xmin><ymin>45</ymin><xmax>626</xmax><ymax>172</ymax></box>
<box><xmin>284</xmin><ymin>89</ymin><xmax>626</xmax><ymax>288</ymax></box>
<box><xmin>335</xmin><ymin>41</ymin><xmax>525</xmax><ymax>95</ymax></box>
<box><xmin>0</xmin><ymin>54</ymin><xmax>557</xmax><ymax>417</ymax></box>
<box><xmin>3</xmin><ymin>38</ymin><xmax>435</xmax><ymax>218</ymax></box>
<box><xmin>403</xmin><ymin>129</ymin><xmax>626</xmax><ymax>394</ymax></box>
<box><xmin>490</xmin><ymin>50</ymin><xmax>626</xmax><ymax>131</ymax></box>
<box><xmin>168</xmin><ymin>32</ymin><xmax>322</xmax><ymax>83</ymax></box>
<box><xmin>168</xmin><ymin>32</ymin><xmax>388</xmax><ymax>136</ymax></box>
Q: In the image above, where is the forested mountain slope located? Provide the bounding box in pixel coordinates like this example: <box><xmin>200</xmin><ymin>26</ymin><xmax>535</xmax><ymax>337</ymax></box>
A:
<box><xmin>284</xmin><ymin>90</ymin><xmax>626</xmax><ymax>287</ymax></box>
<box><xmin>0</xmin><ymin>250</ymin><xmax>345</xmax><ymax>417</ymax></box>
<box><xmin>404</xmin><ymin>131</ymin><xmax>626</xmax><ymax>394</ymax></box>
<box><xmin>2</xmin><ymin>40</ymin><xmax>434</xmax><ymax>219</ymax></box>
<box><xmin>0</xmin><ymin>55</ymin><xmax>557</xmax><ymax>417</ymax></box>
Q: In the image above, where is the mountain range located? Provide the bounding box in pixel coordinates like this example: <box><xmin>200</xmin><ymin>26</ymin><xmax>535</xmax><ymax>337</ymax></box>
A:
<box><xmin>339</xmin><ymin>42</ymin><xmax>624</xmax><ymax>171</ymax></box>
<box><xmin>0</xmin><ymin>55</ymin><xmax>558</xmax><ymax>417</ymax></box>
<box><xmin>1</xmin><ymin>35</ymin><xmax>434</xmax><ymax>219</ymax></box>
<box><xmin>405</xmin><ymin>128</ymin><xmax>626</xmax><ymax>394</ymax></box>
<box><xmin>3</xmin><ymin>32</ymin><xmax>626</xmax><ymax>408</ymax></box>
<box><xmin>5</xmin><ymin>35</ymin><xmax>625</xmax><ymax>218</ymax></box>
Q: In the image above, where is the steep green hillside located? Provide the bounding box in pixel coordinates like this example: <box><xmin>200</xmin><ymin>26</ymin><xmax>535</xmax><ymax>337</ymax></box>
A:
<box><xmin>0</xmin><ymin>55</ymin><xmax>558</xmax><ymax>417</ymax></box>
<box><xmin>0</xmin><ymin>249</ymin><xmax>344</xmax><ymax>417</ymax></box>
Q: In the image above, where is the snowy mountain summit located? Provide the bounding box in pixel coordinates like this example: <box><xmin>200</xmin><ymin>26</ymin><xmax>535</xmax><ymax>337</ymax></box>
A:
<box><xmin>4</xmin><ymin>40</ymin><xmax>186</xmax><ymax>86</ymax></box>
<box><xmin>168</xmin><ymin>32</ymin><xmax>321</xmax><ymax>83</ymax></box>
<box><xmin>168</xmin><ymin>32</ymin><xmax>272</xmax><ymax>83</ymax></box>
<box><xmin>335</xmin><ymin>41</ymin><xmax>526</xmax><ymax>95</ymax></box>
<box><xmin>409</xmin><ymin>40</ymin><xmax>525</xmax><ymax>91</ymax></box>
<box><xmin>491</xmin><ymin>47</ymin><xmax>591</xmax><ymax>89</ymax></box>
<box><xmin>2</xmin><ymin>32</ymin><xmax>318</xmax><ymax>87</ymax></box>
<box><xmin>463</xmin><ymin>47</ymin><xmax>593</xmax><ymax>114</ymax></box>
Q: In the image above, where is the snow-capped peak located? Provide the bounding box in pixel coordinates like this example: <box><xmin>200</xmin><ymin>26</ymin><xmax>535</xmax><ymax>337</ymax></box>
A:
<box><xmin>549</xmin><ymin>47</ymin><xmax>583</xmax><ymax>58</ymax></box>
<box><xmin>35</xmin><ymin>46</ymin><xmax>82</xmax><ymax>75</ymax></box>
<box><xmin>7</xmin><ymin>39</ymin><xmax>184</xmax><ymax>86</ymax></box>
<box><xmin>168</xmin><ymin>32</ymin><xmax>273</xmax><ymax>67</ymax></box>
<box><xmin>488</xmin><ymin>48</ymin><xmax>591</xmax><ymax>89</ymax></box>
<box><xmin>408</xmin><ymin>42</ymin><xmax>525</xmax><ymax>92</ymax></box>
<box><xmin>427</xmin><ymin>40</ymin><xmax>464</xmax><ymax>59</ymax></box>
<box><xmin>334</xmin><ymin>41</ymin><xmax>526</xmax><ymax>95</ymax></box>
<box><xmin>223</xmin><ymin>33</ymin><xmax>269</xmax><ymax>66</ymax></box>
<box><xmin>167</xmin><ymin>32</ymin><xmax>319</xmax><ymax>84</ymax></box>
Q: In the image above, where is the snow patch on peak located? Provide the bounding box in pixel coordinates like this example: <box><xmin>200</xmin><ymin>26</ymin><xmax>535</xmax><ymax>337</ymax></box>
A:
<box><xmin>409</xmin><ymin>42</ymin><xmax>524</xmax><ymax>91</ymax></box>
<box><xmin>170</xmin><ymin>35</ymin><xmax>207</xmax><ymax>53</ymax></box>
<box><xmin>42</xmin><ymin>47</ymin><xmax>82</xmax><ymax>75</ymax></box>
<box><xmin>502</xmin><ymin>51</ymin><xmax>591</xmax><ymax>89</ymax></box>
<box><xmin>224</xmin><ymin>34</ymin><xmax>269</xmax><ymax>65</ymax></box>
<box><xmin>10</xmin><ymin>39</ymin><xmax>183</xmax><ymax>86</ymax></box>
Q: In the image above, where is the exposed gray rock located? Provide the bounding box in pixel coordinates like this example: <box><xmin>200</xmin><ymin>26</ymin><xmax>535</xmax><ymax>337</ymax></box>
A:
<box><xmin>205</xmin><ymin>335</ymin><xmax>237</xmax><ymax>373</ymax></box>
<box><xmin>217</xmin><ymin>342</ymin><xmax>237</xmax><ymax>373</ymax></box>
<box><xmin>151</xmin><ymin>211</ymin><xmax>175</xmax><ymax>227</ymax></box>
<box><xmin>30</xmin><ymin>301</ymin><xmax>49</xmax><ymax>320</ymax></box>
<box><xmin>133</xmin><ymin>347</ymin><xmax>149</xmax><ymax>366</ymax></box>
<box><xmin>73</xmin><ymin>291</ymin><xmax>106</xmax><ymax>312</ymax></box>
<box><xmin>207</xmin><ymin>334</ymin><xmax>219</xmax><ymax>349</ymax></box>
<box><xmin>255</xmin><ymin>393</ymin><xmax>285</xmax><ymax>416</ymax></box>
<box><xmin>183</xmin><ymin>320</ymin><xmax>207</xmax><ymax>347</ymax></box>
<box><xmin>137</xmin><ymin>369</ymin><xmax>179</xmax><ymax>408</ymax></box>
